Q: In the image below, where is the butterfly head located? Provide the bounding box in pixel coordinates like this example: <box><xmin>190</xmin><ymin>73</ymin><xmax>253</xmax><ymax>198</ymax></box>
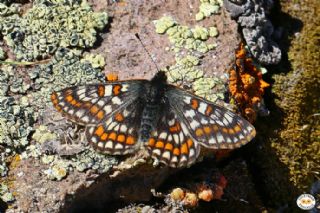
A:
<box><xmin>151</xmin><ymin>71</ymin><xmax>167</xmax><ymax>84</ymax></box>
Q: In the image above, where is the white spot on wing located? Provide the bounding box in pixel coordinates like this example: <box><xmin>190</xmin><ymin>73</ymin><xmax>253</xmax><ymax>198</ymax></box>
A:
<box><xmin>185</xmin><ymin>109</ymin><xmax>196</xmax><ymax>117</ymax></box>
<box><xmin>98</xmin><ymin>142</ymin><xmax>104</xmax><ymax>148</ymax></box>
<box><xmin>105</xmin><ymin>85</ymin><xmax>113</xmax><ymax>96</ymax></box>
<box><xmin>105</xmin><ymin>141</ymin><xmax>113</xmax><ymax>149</ymax></box>
<box><xmin>159</xmin><ymin>132</ymin><xmax>167</xmax><ymax>139</ymax></box>
<box><xmin>190</xmin><ymin>120</ymin><xmax>200</xmax><ymax>129</ymax></box>
<box><xmin>208</xmin><ymin>137</ymin><xmax>216</xmax><ymax>144</ymax></box>
<box><xmin>173</xmin><ymin>134</ymin><xmax>179</xmax><ymax>143</ymax></box>
<box><xmin>76</xmin><ymin>109</ymin><xmax>85</xmax><ymax>118</ymax></box>
<box><xmin>198</xmin><ymin>102</ymin><xmax>207</xmax><ymax>114</ymax></box>
<box><xmin>189</xmin><ymin>148</ymin><xmax>195</xmax><ymax>157</ymax></box>
<box><xmin>112</xmin><ymin>96</ymin><xmax>122</xmax><ymax>105</ymax></box>
<box><xmin>168</xmin><ymin>119</ymin><xmax>175</xmax><ymax>126</ymax></box>
<box><xmin>153</xmin><ymin>149</ymin><xmax>161</xmax><ymax>156</ymax></box>
<box><xmin>120</xmin><ymin>125</ymin><xmax>127</xmax><ymax>133</ymax></box>
<box><xmin>217</xmin><ymin>132</ymin><xmax>224</xmax><ymax>143</ymax></box>
<box><xmin>121</xmin><ymin>84</ymin><xmax>129</xmax><ymax>92</ymax></box>
<box><xmin>115</xmin><ymin>143</ymin><xmax>123</xmax><ymax>149</ymax></box>
<box><xmin>97</xmin><ymin>100</ymin><xmax>105</xmax><ymax>107</ymax></box>
<box><xmin>162</xmin><ymin>151</ymin><xmax>171</xmax><ymax>160</ymax></box>
<box><xmin>82</xmin><ymin>116</ymin><xmax>89</xmax><ymax>123</ymax></box>
<box><xmin>184</xmin><ymin>96</ymin><xmax>191</xmax><ymax>104</ymax></box>
<box><xmin>104</xmin><ymin>105</ymin><xmax>112</xmax><ymax>114</ymax></box>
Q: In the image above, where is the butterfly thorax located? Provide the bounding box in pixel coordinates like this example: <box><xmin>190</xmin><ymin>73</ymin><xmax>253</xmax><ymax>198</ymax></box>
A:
<box><xmin>138</xmin><ymin>72</ymin><xmax>167</xmax><ymax>143</ymax></box>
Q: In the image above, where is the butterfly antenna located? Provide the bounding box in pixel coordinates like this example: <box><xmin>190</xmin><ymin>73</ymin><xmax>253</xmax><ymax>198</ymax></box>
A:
<box><xmin>135</xmin><ymin>33</ymin><xmax>161</xmax><ymax>72</ymax></box>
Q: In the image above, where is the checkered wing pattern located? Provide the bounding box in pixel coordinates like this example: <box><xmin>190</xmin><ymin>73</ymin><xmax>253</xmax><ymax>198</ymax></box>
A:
<box><xmin>166</xmin><ymin>86</ymin><xmax>256</xmax><ymax>151</ymax></box>
<box><xmin>51</xmin><ymin>81</ymin><xmax>145</xmax><ymax>125</ymax></box>
<box><xmin>85</xmin><ymin>99</ymin><xmax>143</xmax><ymax>154</ymax></box>
<box><xmin>145</xmin><ymin>108</ymin><xmax>200</xmax><ymax>168</ymax></box>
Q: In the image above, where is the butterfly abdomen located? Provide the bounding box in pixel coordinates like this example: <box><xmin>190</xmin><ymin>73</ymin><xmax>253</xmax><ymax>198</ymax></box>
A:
<box><xmin>139</xmin><ymin>104</ymin><xmax>161</xmax><ymax>143</ymax></box>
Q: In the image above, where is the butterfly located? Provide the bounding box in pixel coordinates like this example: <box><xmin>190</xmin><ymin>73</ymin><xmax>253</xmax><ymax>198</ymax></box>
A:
<box><xmin>51</xmin><ymin>71</ymin><xmax>256</xmax><ymax>168</ymax></box>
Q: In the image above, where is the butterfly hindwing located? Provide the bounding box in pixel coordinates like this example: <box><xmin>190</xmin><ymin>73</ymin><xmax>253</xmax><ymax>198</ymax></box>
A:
<box><xmin>145</xmin><ymin>108</ymin><xmax>200</xmax><ymax>168</ymax></box>
<box><xmin>166</xmin><ymin>86</ymin><xmax>256</xmax><ymax>149</ymax></box>
<box><xmin>86</xmin><ymin>99</ymin><xmax>143</xmax><ymax>154</ymax></box>
<box><xmin>51</xmin><ymin>81</ymin><xmax>145</xmax><ymax>125</ymax></box>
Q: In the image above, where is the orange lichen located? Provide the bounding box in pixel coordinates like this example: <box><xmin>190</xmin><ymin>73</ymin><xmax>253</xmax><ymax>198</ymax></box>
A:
<box><xmin>229</xmin><ymin>42</ymin><xmax>270</xmax><ymax>122</ymax></box>
<box><xmin>105</xmin><ymin>72</ymin><xmax>119</xmax><ymax>82</ymax></box>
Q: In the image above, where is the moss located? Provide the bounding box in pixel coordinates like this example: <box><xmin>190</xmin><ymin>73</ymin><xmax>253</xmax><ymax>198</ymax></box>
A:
<box><xmin>0</xmin><ymin>0</ymin><xmax>108</xmax><ymax>61</ymax></box>
<box><xmin>270</xmin><ymin>0</ymin><xmax>320</xmax><ymax>189</ymax></box>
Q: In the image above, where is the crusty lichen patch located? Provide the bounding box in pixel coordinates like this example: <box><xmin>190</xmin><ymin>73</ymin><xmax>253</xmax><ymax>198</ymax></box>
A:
<box><xmin>154</xmin><ymin>15</ymin><xmax>224</xmax><ymax>103</ymax></box>
<box><xmin>0</xmin><ymin>0</ymin><xmax>108</xmax><ymax>61</ymax></box>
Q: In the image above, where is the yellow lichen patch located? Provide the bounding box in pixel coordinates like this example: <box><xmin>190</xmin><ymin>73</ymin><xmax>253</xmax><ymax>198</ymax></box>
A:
<box><xmin>229</xmin><ymin>42</ymin><xmax>270</xmax><ymax>122</ymax></box>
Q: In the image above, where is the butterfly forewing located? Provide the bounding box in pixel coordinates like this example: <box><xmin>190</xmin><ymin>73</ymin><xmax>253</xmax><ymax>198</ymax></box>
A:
<box><xmin>145</xmin><ymin>108</ymin><xmax>200</xmax><ymax>168</ymax></box>
<box><xmin>166</xmin><ymin>86</ymin><xmax>256</xmax><ymax>149</ymax></box>
<box><xmin>51</xmin><ymin>81</ymin><xmax>145</xmax><ymax>125</ymax></box>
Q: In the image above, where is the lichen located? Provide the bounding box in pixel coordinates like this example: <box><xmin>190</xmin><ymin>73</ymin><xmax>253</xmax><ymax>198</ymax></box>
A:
<box><xmin>195</xmin><ymin>0</ymin><xmax>222</xmax><ymax>21</ymax></box>
<box><xmin>0</xmin><ymin>0</ymin><xmax>108</xmax><ymax>61</ymax></box>
<box><xmin>0</xmin><ymin>46</ymin><xmax>6</xmax><ymax>60</ymax></box>
<box><xmin>228</xmin><ymin>43</ymin><xmax>270</xmax><ymax>122</ymax></box>
<box><xmin>0</xmin><ymin>183</ymin><xmax>14</xmax><ymax>202</ymax></box>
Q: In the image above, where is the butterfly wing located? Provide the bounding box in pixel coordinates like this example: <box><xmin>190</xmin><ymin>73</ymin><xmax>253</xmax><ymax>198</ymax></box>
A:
<box><xmin>86</xmin><ymin>98</ymin><xmax>143</xmax><ymax>154</ymax></box>
<box><xmin>51</xmin><ymin>81</ymin><xmax>146</xmax><ymax>125</ymax></box>
<box><xmin>144</xmin><ymin>107</ymin><xmax>200</xmax><ymax>168</ymax></box>
<box><xmin>165</xmin><ymin>86</ymin><xmax>256</xmax><ymax>150</ymax></box>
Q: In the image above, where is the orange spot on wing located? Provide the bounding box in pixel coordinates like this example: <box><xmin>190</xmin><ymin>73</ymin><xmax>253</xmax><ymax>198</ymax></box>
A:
<box><xmin>126</xmin><ymin>136</ymin><xmax>135</xmax><ymax>145</ymax></box>
<box><xmin>97</xmin><ymin>85</ymin><xmax>105</xmax><ymax>97</ymax></box>
<box><xmin>114</xmin><ymin>113</ymin><xmax>124</xmax><ymax>122</ymax></box>
<box><xmin>187</xmin><ymin>139</ymin><xmax>193</xmax><ymax>148</ymax></box>
<box><xmin>84</xmin><ymin>102</ymin><xmax>92</xmax><ymax>108</ymax></box>
<box><xmin>65</xmin><ymin>95</ymin><xmax>73</xmax><ymax>102</ymax></box>
<box><xmin>95</xmin><ymin>125</ymin><xmax>104</xmax><ymax>137</ymax></box>
<box><xmin>181</xmin><ymin>143</ymin><xmax>188</xmax><ymax>154</ymax></box>
<box><xmin>113</xmin><ymin>85</ymin><xmax>122</xmax><ymax>96</ymax></box>
<box><xmin>51</xmin><ymin>92</ymin><xmax>58</xmax><ymax>105</ymax></box>
<box><xmin>96</xmin><ymin>110</ymin><xmax>105</xmax><ymax>120</ymax></box>
<box><xmin>173</xmin><ymin>148</ymin><xmax>180</xmax><ymax>156</ymax></box>
<box><xmin>165</xmin><ymin>143</ymin><xmax>173</xmax><ymax>151</ymax></box>
<box><xmin>108</xmin><ymin>132</ymin><xmax>117</xmax><ymax>141</ymax></box>
<box><xmin>212</xmin><ymin>125</ymin><xmax>219</xmax><ymax>131</ymax></box>
<box><xmin>195</xmin><ymin>128</ymin><xmax>204</xmax><ymax>137</ymax></box>
<box><xmin>117</xmin><ymin>134</ymin><xmax>125</xmax><ymax>143</ymax></box>
<box><xmin>169</xmin><ymin>122</ymin><xmax>181</xmax><ymax>133</ymax></box>
<box><xmin>191</xmin><ymin>99</ymin><xmax>199</xmax><ymax>110</ymax></box>
<box><xmin>148</xmin><ymin>138</ymin><xmax>155</xmax><ymax>147</ymax></box>
<box><xmin>90</xmin><ymin>105</ymin><xmax>99</xmax><ymax>114</ymax></box>
<box><xmin>222</xmin><ymin>128</ymin><xmax>228</xmax><ymax>133</ymax></box>
<box><xmin>204</xmin><ymin>126</ymin><xmax>211</xmax><ymax>134</ymax></box>
<box><xmin>70</xmin><ymin>100</ymin><xmax>77</xmax><ymax>106</ymax></box>
<box><xmin>205</xmin><ymin>105</ymin><xmax>213</xmax><ymax>116</ymax></box>
<box><xmin>55</xmin><ymin>105</ymin><xmax>62</xmax><ymax>112</ymax></box>
<box><xmin>155</xmin><ymin>141</ymin><xmax>164</xmax><ymax>149</ymax></box>
<box><xmin>101</xmin><ymin>133</ymin><xmax>108</xmax><ymax>140</ymax></box>
<box><xmin>234</xmin><ymin>125</ymin><xmax>241</xmax><ymax>132</ymax></box>
<box><xmin>228</xmin><ymin>128</ymin><xmax>235</xmax><ymax>134</ymax></box>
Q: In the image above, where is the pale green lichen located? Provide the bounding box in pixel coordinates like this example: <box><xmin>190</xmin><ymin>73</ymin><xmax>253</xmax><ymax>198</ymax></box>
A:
<box><xmin>195</xmin><ymin>0</ymin><xmax>222</xmax><ymax>21</ymax></box>
<box><xmin>0</xmin><ymin>0</ymin><xmax>108</xmax><ymax>61</ymax></box>
<box><xmin>32</xmin><ymin>125</ymin><xmax>57</xmax><ymax>144</ymax></box>
<box><xmin>81</xmin><ymin>53</ymin><xmax>106</xmax><ymax>69</ymax></box>
<box><xmin>153</xmin><ymin>16</ymin><xmax>176</xmax><ymax>34</ymax></box>
<box><xmin>155</xmin><ymin>17</ymin><xmax>218</xmax><ymax>54</ymax></box>
<box><xmin>193</xmin><ymin>77</ymin><xmax>224</xmax><ymax>102</ymax></box>
<box><xmin>0</xmin><ymin>46</ymin><xmax>6</xmax><ymax>60</ymax></box>
<box><xmin>0</xmin><ymin>183</ymin><xmax>14</xmax><ymax>202</ymax></box>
